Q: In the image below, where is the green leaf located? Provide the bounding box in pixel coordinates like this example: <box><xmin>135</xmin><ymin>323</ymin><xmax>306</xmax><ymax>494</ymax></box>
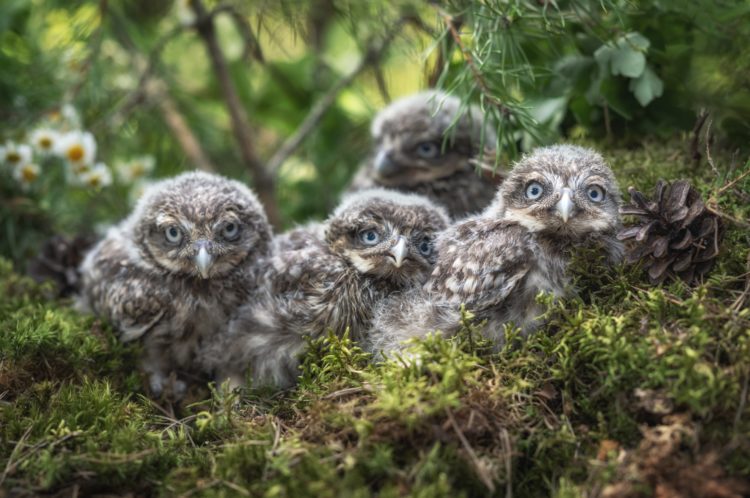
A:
<box><xmin>629</xmin><ymin>66</ymin><xmax>664</xmax><ymax>106</ymax></box>
<box><xmin>611</xmin><ymin>46</ymin><xmax>646</xmax><ymax>78</ymax></box>
<box><xmin>595</xmin><ymin>32</ymin><xmax>650</xmax><ymax>79</ymax></box>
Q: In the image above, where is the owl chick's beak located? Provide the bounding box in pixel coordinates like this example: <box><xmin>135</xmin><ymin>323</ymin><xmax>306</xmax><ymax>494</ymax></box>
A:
<box><xmin>555</xmin><ymin>188</ymin><xmax>575</xmax><ymax>223</ymax></box>
<box><xmin>374</xmin><ymin>150</ymin><xmax>399</xmax><ymax>178</ymax></box>
<box><xmin>389</xmin><ymin>236</ymin><xmax>409</xmax><ymax>268</ymax></box>
<box><xmin>194</xmin><ymin>242</ymin><xmax>213</xmax><ymax>279</ymax></box>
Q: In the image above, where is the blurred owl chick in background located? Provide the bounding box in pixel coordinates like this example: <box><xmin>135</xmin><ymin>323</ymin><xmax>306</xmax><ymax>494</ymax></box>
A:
<box><xmin>347</xmin><ymin>90</ymin><xmax>502</xmax><ymax>219</ymax></box>
<box><xmin>78</xmin><ymin>172</ymin><xmax>272</xmax><ymax>398</ymax></box>
<box><xmin>201</xmin><ymin>188</ymin><xmax>450</xmax><ymax>390</ymax></box>
<box><xmin>368</xmin><ymin>145</ymin><xmax>623</xmax><ymax>355</ymax></box>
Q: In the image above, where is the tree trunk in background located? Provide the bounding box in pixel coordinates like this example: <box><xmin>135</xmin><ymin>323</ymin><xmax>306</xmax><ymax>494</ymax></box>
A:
<box><xmin>191</xmin><ymin>0</ymin><xmax>282</xmax><ymax>228</ymax></box>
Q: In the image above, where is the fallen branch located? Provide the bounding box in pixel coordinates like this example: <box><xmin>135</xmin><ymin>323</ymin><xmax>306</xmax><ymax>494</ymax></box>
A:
<box><xmin>266</xmin><ymin>17</ymin><xmax>407</xmax><ymax>172</ymax></box>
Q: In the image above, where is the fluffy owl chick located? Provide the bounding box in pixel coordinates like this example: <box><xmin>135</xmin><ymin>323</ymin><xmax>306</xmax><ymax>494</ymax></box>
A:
<box><xmin>78</xmin><ymin>171</ymin><xmax>272</xmax><ymax>397</ymax></box>
<box><xmin>347</xmin><ymin>90</ymin><xmax>501</xmax><ymax>219</ymax></box>
<box><xmin>202</xmin><ymin>188</ymin><xmax>450</xmax><ymax>390</ymax></box>
<box><xmin>368</xmin><ymin>145</ymin><xmax>623</xmax><ymax>354</ymax></box>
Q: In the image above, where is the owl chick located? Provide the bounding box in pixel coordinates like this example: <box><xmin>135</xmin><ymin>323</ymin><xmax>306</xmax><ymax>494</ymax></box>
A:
<box><xmin>347</xmin><ymin>90</ymin><xmax>502</xmax><ymax>219</ymax></box>
<box><xmin>78</xmin><ymin>171</ymin><xmax>272</xmax><ymax>397</ymax></box>
<box><xmin>201</xmin><ymin>188</ymin><xmax>450</xmax><ymax>390</ymax></box>
<box><xmin>368</xmin><ymin>145</ymin><xmax>623</xmax><ymax>354</ymax></box>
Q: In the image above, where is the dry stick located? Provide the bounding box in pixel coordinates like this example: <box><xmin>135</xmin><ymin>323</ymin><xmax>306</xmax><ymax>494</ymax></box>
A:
<box><xmin>444</xmin><ymin>407</ymin><xmax>496</xmax><ymax>493</ymax></box>
<box><xmin>265</xmin><ymin>19</ymin><xmax>407</xmax><ymax>173</ymax></box>
<box><xmin>704</xmin><ymin>118</ymin><xmax>720</xmax><ymax>178</ymax></box>
<box><xmin>191</xmin><ymin>0</ymin><xmax>281</xmax><ymax>228</ymax></box>
<box><xmin>690</xmin><ymin>109</ymin><xmax>709</xmax><ymax>164</ymax></box>
<box><xmin>154</xmin><ymin>84</ymin><xmax>218</xmax><ymax>174</ymax></box>
<box><xmin>108</xmin><ymin>19</ymin><xmax>218</xmax><ymax>174</ymax></box>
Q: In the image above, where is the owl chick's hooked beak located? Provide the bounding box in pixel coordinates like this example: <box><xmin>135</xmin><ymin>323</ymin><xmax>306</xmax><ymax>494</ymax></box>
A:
<box><xmin>555</xmin><ymin>187</ymin><xmax>575</xmax><ymax>223</ymax></box>
<box><xmin>389</xmin><ymin>236</ymin><xmax>409</xmax><ymax>267</ymax></box>
<box><xmin>194</xmin><ymin>240</ymin><xmax>213</xmax><ymax>279</ymax></box>
<box><xmin>374</xmin><ymin>149</ymin><xmax>399</xmax><ymax>178</ymax></box>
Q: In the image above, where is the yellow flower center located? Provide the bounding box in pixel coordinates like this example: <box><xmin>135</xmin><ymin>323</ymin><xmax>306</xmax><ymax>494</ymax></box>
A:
<box><xmin>131</xmin><ymin>163</ymin><xmax>145</xmax><ymax>177</ymax></box>
<box><xmin>21</xmin><ymin>166</ymin><xmax>38</xmax><ymax>183</ymax></box>
<box><xmin>67</xmin><ymin>145</ymin><xmax>84</xmax><ymax>162</ymax></box>
<box><xmin>88</xmin><ymin>175</ymin><xmax>101</xmax><ymax>187</ymax></box>
<box><xmin>72</xmin><ymin>163</ymin><xmax>90</xmax><ymax>174</ymax></box>
<box><xmin>6</xmin><ymin>152</ymin><xmax>21</xmax><ymax>164</ymax></box>
<box><xmin>39</xmin><ymin>137</ymin><xmax>53</xmax><ymax>149</ymax></box>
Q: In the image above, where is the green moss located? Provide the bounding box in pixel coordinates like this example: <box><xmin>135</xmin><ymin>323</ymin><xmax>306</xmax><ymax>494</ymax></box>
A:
<box><xmin>1</xmin><ymin>141</ymin><xmax>748</xmax><ymax>496</ymax></box>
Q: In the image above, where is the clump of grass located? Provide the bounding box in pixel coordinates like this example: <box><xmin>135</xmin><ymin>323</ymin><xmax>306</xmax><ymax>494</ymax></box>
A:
<box><xmin>1</xmin><ymin>139</ymin><xmax>748</xmax><ymax>496</ymax></box>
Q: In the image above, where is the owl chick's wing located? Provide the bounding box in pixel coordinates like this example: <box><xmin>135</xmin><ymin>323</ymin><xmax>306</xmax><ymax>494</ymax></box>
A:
<box><xmin>428</xmin><ymin>220</ymin><xmax>534</xmax><ymax>311</ymax></box>
<box><xmin>80</xmin><ymin>235</ymin><xmax>171</xmax><ymax>342</ymax></box>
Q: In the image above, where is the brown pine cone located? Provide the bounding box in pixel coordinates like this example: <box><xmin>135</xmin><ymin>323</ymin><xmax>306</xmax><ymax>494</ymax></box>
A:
<box><xmin>617</xmin><ymin>179</ymin><xmax>722</xmax><ymax>285</ymax></box>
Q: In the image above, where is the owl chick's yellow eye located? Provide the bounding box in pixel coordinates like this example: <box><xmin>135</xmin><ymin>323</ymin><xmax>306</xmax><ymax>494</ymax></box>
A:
<box><xmin>222</xmin><ymin>222</ymin><xmax>240</xmax><ymax>241</ymax></box>
<box><xmin>165</xmin><ymin>226</ymin><xmax>183</xmax><ymax>244</ymax></box>
<box><xmin>359</xmin><ymin>229</ymin><xmax>381</xmax><ymax>246</ymax></box>
<box><xmin>587</xmin><ymin>185</ymin><xmax>605</xmax><ymax>202</ymax></box>
<box><xmin>525</xmin><ymin>181</ymin><xmax>544</xmax><ymax>200</ymax></box>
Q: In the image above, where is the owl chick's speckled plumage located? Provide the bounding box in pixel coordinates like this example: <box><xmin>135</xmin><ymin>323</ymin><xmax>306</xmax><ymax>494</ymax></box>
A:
<box><xmin>368</xmin><ymin>145</ymin><xmax>623</xmax><ymax>354</ymax></box>
<box><xmin>201</xmin><ymin>188</ymin><xmax>450</xmax><ymax>390</ymax></box>
<box><xmin>78</xmin><ymin>171</ymin><xmax>272</xmax><ymax>398</ymax></box>
<box><xmin>347</xmin><ymin>90</ymin><xmax>502</xmax><ymax>219</ymax></box>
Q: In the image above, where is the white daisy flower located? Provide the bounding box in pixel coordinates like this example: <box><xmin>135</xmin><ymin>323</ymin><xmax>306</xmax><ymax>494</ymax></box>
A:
<box><xmin>55</xmin><ymin>131</ymin><xmax>96</xmax><ymax>168</ymax></box>
<box><xmin>13</xmin><ymin>162</ymin><xmax>41</xmax><ymax>188</ymax></box>
<box><xmin>79</xmin><ymin>162</ymin><xmax>113</xmax><ymax>188</ymax></box>
<box><xmin>29</xmin><ymin>128</ymin><xmax>60</xmax><ymax>155</ymax></box>
<box><xmin>0</xmin><ymin>141</ymin><xmax>33</xmax><ymax>168</ymax></box>
<box><xmin>116</xmin><ymin>155</ymin><xmax>155</xmax><ymax>183</ymax></box>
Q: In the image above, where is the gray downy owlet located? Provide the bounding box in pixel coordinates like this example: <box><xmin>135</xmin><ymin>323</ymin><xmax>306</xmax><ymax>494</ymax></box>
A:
<box><xmin>367</xmin><ymin>145</ymin><xmax>623</xmax><ymax>355</ymax></box>
<box><xmin>78</xmin><ymin>171</ymin><xmax>272</xmax><ymax>398</ymax></box>
<box><xmin>201</xmin><ymin>188</ymin><xmax>450</xmax><ymax>390</ymax></box>
<box><xmin>347</xmin><ymin>90</ymin><xmax>502</xmax><ymax>219</ymax></box>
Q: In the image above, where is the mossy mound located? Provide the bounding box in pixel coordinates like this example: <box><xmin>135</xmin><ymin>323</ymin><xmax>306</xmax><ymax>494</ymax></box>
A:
<box><xmin>1</xmin><ymin>140</ymin><xmax>749</xmax><ymax>497</ymax></box>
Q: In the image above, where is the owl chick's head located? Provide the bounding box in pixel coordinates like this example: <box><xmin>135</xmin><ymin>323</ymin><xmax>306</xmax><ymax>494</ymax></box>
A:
<box><xmin>369</xmin><ymin>90</ymin><xmax>494</xmax><ymax>187</ymax></box>
<box><xmin>325</xmin><ymin>188</ymin><xmax>450</xmax><ymax>285</ymax></box>
<box><xmin>497</xmin><ymin>145</ymin><xmax>622</xmax><ymax>240</ymax></box>
<box><xmin>128</xmin><ymin>171</ymin><xmax>272</xmax><ymax>279</ymax></box>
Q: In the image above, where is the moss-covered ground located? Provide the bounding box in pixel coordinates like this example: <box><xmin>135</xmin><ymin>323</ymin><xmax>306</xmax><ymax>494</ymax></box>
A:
<box><xmin>1</xmin><ymin>139</ymin><xmax>749</xmax><ymax>497</ymax></box>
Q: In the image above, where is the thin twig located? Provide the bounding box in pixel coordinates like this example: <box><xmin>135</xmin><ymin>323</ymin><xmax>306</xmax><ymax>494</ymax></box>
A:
<box><xmin>444</xmin><ymin>407</ymin><xmax>496</xmax><ymax>492</ymax></box>
<box><xmin>731</xmin><ymin>252</ymin><xmax>750</xmax><ymax>312</ymax></box>
<box><xmin>107</xmin><ymin>15</ymin><xmax>217</xmax><ymax>174</ymax></box>
<box><xmin>734</xmin><ymin>370</ymin><xmax>749</xmax><ymax>435</ymax></box>
<box><xmin>155</xmin><ymin>84</ymin><xmax>219</xmax><ymax>174</ymax></box>
<box><xmin>690</xmin><ymin>109</ymin><xmax>709</xmax><ymax>165</ymax></box>
<box><xmin>266</xmin><ymin>18</ymin><xmax>407</xmax><ymax>172</ymax></box>
<box><xmin>704</xmin><ymin>118</ymin><xmax>720</xmax><ymax>178</ymax></box>
<box><xmin>0</xmin><ymin>426</ymin><xmax>32</xmax><ymax>487</ymax></box>
<box><xmin>501</xmin><ymin>427</ymin><xmax>513</xmax><ymax>498</ymax></box>
<box><xmin>191</xmin><ymin>0</ymin><xmax>281</xmax><ymax>227</ymax></box>
<box><xmin>716</xmin><ymin>167</ymin><xmax>750</xmax><ymax>196</ymax></box>
<box><xmin>436</xmin><ymin>7</ymin><xmax>508</xmax><ymax>113</ymax></box>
